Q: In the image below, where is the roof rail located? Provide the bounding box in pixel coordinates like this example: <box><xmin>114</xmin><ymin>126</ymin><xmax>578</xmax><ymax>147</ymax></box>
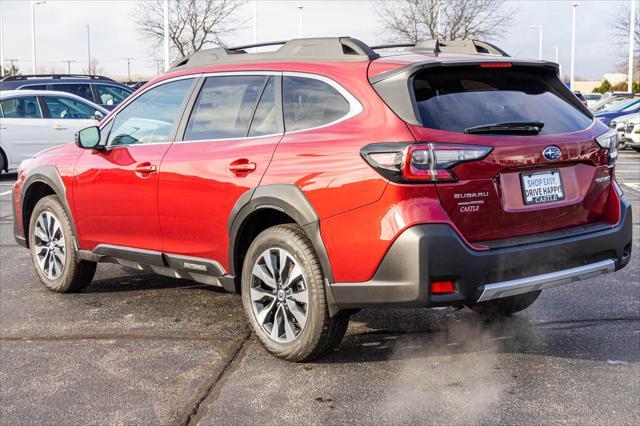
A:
<box><xmin>1</xmin><ymin>74</ymin><xmax>115</xmax><ymax>82</ymax></box>
<box><xmin>169</xmin><ymin>37</ymin><xmax>380</xmax><ymax>71</ymax></box>
<box><xmin>371</xmin><ymin>39</ymin><xmax>509</xmax><ymax>57</ymax></box>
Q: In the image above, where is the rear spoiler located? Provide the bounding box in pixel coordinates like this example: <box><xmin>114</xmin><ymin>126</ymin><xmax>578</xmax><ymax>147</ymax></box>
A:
<box><xmin>369</xmin><ymin>60</ymin><xmax>583</xmax><ymax>127</ymax></box>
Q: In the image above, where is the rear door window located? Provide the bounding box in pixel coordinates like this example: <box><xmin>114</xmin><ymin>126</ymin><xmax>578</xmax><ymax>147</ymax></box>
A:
<box><xmin>248</xmin><ymin>77</ymin><xmax>282</xmax><ymax>137</ymax></box>
<box><xmin>184</xmin><ymin>75</ymin><xmax>267</xmax><ymax>141</ymax></box>
<box><xmin>52</xmin><ymin>83</ymin><xmax>94</xmax><ymax>102</ymax></box>
<box><xmin>413</xmin><ymin>67</ymin><xmax>592</xmax><ymax>135</ymax></box>
<box><xmin>283</xmin><ymin>76</ymin><xmax>350</xmax><ymax>132</ymax></box>
<box><xmin>0</xmin><ymin>96</ymin><xmax>43</xmax><ymax>118</ymax></box>
<box><xmin>42</xmin><ymin>95</ymin><xmax>99</xmax><ymax>119</ymax></box>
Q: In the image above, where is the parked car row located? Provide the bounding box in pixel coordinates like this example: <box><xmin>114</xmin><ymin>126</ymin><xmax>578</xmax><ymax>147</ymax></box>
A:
<box><xmin>610</xmin><ymin>113</ymin><xmax>640</xmax><ymax>151</ymax></box>
<box><xmin>0</xmin><ymin>90</ymin><xmax>109</xmax><ymax>172</ymax></box>
<box><xmin>0</xmin><ymin>74</ymin><xmax>137</xmax><ymax>173</ymax></box>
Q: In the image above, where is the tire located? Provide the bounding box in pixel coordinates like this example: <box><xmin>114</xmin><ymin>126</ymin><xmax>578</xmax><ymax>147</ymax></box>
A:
<box><xmin>28</xmin><ymin>195</ymin><xmax>96</xmax><ymax>292</ymax></box>
<box><xmin>465</xmin><ymin>291</ymin><xmax>540</xmax><ymax>319</ymax></box>
<box><xmin>241</xmin><ymin>224</ymin><xmax>350</xmax><ymax>362</ymax></box>
<box><xmin>619</xmin><ymin>141</ymin><xmax>627</xmax><ymax>150</ymax></box>
<box><xmin>633</xmin><ymin>147</ymin><xmax>640</xmax><ymax>153</ymax></box>
<box><xmin>0</xmin><ymin>150</ymin><xmax>5</xmax><ymax>172</ymax></box>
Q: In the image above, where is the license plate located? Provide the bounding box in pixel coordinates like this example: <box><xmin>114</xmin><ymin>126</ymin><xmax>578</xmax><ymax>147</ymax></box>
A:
<box><xmin>520</xmin><ymin>170</ymin><xmax>565</xmax><ymax>205</ymax></box>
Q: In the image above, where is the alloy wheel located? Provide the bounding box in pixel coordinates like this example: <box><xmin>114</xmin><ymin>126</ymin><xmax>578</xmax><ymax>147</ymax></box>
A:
<box><xmin>250</xmin><ymin>248</ymin><xmax>309</xmax><ymax>343</ymax></box>
<box><xmin>33</xmin><ymin>211</ymin><xmax>66</xmax><ymax>280</ymax></box>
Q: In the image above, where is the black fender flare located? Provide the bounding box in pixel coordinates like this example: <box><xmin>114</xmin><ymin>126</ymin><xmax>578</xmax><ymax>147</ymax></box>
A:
<box><xmin>20</xmin><ymin>165</ymin><xmax>79</xmax><ymax>250</ymax></box>
<box><xmin>228</xmin><ymin>184</ymin><xmax>338</xmax><ymax>314</ymax></box>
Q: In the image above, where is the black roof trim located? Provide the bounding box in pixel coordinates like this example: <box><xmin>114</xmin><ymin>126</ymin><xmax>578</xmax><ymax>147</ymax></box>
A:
<box><xmin>168</xmin><ymin>37</ymin><xmax>380</xmax><ymax>71</ymax></box>
<box><xmin>1</xmin><ymin>74</ymin><xmax>115</xmax><ymax>82</ymax></box>
<box><xmin>371</xmin><ymin>39</ymin><xmax>510</xmax><ymax>57</ymax></box>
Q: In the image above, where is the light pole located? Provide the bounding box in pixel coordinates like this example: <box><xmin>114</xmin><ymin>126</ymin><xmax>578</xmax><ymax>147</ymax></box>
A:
<box><xmin>297</xmin><ymin>5</ymin><xmax>303</xmax><ymax>38</ymax></box>
<box><xmin>62</xmin><ymin>60</ymin><xmax>76</xmax><ymax>74</ymax></box>
<box><xmin>86</xmin><ymin>25</ymin><xmax>91</xmax><ymax>73</ymax></box>
<box><xmin>1</xmin><ymin>10</ymin><xmax>4</xmax><ymax>77</ymax></box>
<box><xmin>628</xmin><ymin>0</ymin><xmax>636</xmax><ymax>93</ymax></box>
<box><xmin>554</xmin><ymin>45</ymin><xmax>562</xmax><ymax>77</ymax></box>
<box><xmin>123</xmin><ymin>57</ymin><xmax>133</xmax><ymax>82</ymax></box>
<box><xmin>529</xmin><ymin>25</ymin><xmax>543</xmax><ymax>60</ymax></box>
<box><xmin>570</xmin><ymin>2</ymin><xmax>579</xmax><ymax>90</ymax></box>
<box><xmin>253</xmin><ymin>0</ymin><xmax>257</xmax><ymax>45</ymax></box>
<box><xmin>163</xmin><ymin>0</ymin><xmax>169</xmax><ymax>71</ymax></box>
<box><xmin>31</xmin><ymin>1</ymin><xmax>46</xmax><ymax>74</ymax></box>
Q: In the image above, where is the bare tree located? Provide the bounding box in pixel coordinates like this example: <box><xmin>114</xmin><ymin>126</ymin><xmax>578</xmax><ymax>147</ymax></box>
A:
<box><xmin>83</xmin><ymin>58</ymin><xmax>104</xmax><ymax>75</ymax></box>
<box><xmin>612</xmin><ymin>2</ymin><xmax>639</xmax><ymax>79</ymax></box>
<box><xmin>375</xmin><ymin>0</ymin><xmax>516</xmax><ymax>42</ymax></box>
<box><xmin>133</xmin><ymin>0</ymin><xmax>245</xmax><ymax>60</ymax></box>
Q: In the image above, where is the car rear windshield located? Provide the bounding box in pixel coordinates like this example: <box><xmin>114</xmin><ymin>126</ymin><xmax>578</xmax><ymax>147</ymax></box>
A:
<box><xmin>412</xmin><ymin>67</ymin><xmax>592</xmax><ymax>135</ymax></box>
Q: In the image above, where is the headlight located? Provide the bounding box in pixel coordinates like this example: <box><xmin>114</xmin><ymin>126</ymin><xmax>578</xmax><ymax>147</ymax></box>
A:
<box><xmin>595</xmin><ymin>128</ymin><xmax>617</xmax><ymax>166</ymax></box>
<box><xmin>17</xmin><ymin>158</ymin><xmax>33</xmax><ymax>175</ymax></box>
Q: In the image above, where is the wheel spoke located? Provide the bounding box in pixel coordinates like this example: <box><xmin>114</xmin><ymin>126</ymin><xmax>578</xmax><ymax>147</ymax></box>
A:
<box><xmin>270</xmin><ymin>305</ymin><xmax>283</xmax><ymax>340</ymax></box>
<box><xmin>261</xmin><ymin>252</ymin><xmax>276</xmax><ymax>279</ymax></box>
<box><xmin>251</xmin><ymin>287</ymin><xmax>275</xmax><ymax>302</ymax></box>
<box><xmin>288</xmin><ymin>288</ymin><xmax>308</xmax><ymax>305</ymax></box>
<box><xmin>255</xmin><ymin>298</ymin><xmax>276</xmax><ymax>325</ymax></box>
<box><xmin>287</xmin><ymin>300</ymin><xmax>307</xmax><ymax>329</ymax></box>
<box><xmin>282</xmin><ymin>309</ymin><xmax>296</xmax><ymax>341</ymax></box>
<box><xmin>252</xmin><ymin>263</ymin><xmax>276</xmax><ymax>289</ymax></box>
<box><xmin>283</xmin><ymin>264</ymin><xmax>303</xmax><ymax>289</ymax></box>
<box><xmin>278</xmin><ymin>249</ymin><xmax>288</xmax><ymax>281</ymax></box>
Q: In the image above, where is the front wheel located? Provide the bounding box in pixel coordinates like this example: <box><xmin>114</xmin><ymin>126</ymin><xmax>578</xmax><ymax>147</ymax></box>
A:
<box><xmin>241</xmin><ymin>224</ymin><xmax>349</xmax><ymax>362</ymax></box>
<box><xmin>465</xmin><ymin>291</ymin><xmax>540</xmax><ymax>319</ymax></box>
<box><xmin>28</xmin><ymin>195</ymin><xmax>96</xmax><ymax>292</ymax></box>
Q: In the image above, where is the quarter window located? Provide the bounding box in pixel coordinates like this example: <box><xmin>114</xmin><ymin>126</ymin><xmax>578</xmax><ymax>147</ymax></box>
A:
<box><xmin>0</xmin><ymin>97</ymin><xmax>43</xmax><ymax>118</ymax></box>
<box><xmin>52</xmin><ymin>84</ymin><xmax>94</xmax><ymax>102</ymax></box>
<box><xmin>107</xmin><ymin>78</ymin><xmax>194</xmax><ymax>146</ymax></box>
<box><xmin>94</xmin><ymin>85</ymin><xmax>131</xmax><ymax>106</ymax></box>
<box><xmin>43</xmin><ymin>96</ymin><xmax>99</xmax><ymax>119</ymax></box>
<box><xmin>184</xmin><ymin>76</ymin><xmax>267</xmax><ymax>141</ymax></box>
<box><xmin>283</xmin><ymin>76</ymin><xmax>350</xmax><ymax>132</ymax></box>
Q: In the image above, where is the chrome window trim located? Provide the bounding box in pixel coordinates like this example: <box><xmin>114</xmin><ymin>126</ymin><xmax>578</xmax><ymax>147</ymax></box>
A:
<box><xmin>99</xmin><ymin>70</ymin><xmax>363</xmax><ymax>148</ymax></box>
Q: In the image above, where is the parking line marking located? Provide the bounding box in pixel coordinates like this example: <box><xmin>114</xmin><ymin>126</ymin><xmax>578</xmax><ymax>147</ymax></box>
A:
<box><xmin>0</xmin><ymin>190</ymin><xmax>11</xmax><ymax>197</ymax></box>
<box><xmin>623</xmin><ymin>183</ymin><xmax>640</xmax><ymax>192</ymax></box>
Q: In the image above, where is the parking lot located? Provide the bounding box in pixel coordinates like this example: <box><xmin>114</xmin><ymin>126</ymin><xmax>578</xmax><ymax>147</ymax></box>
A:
<box><xmin>0</xmin><ymin>151</ymin><xmax>638</xmax><ymax>425</ymax></box>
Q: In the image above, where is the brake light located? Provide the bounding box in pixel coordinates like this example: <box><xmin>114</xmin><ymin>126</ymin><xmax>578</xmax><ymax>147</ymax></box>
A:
<box><xmin>361</xmin><ymin>142</ymin><xmax>492</xmax><ymax>183</ymax></box>
<box><xmin>431</xmin><ymin>280</ymin><xmax>455</xmax><ymax>294</ymax></box>
<box><xmin>480</xmin><ymin>62</ymin><xmax>512</xmax><ymax>68</ymax></box>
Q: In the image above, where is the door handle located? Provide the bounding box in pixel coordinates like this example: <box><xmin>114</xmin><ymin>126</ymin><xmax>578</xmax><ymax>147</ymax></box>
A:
<box><xmin>134</xmin><ymin>163</ymin><xmax>157</xmax><ymax>174</ymax></box>
<box><xmin>229</xmin><ymin>159</ymin><xmax>256</xmax><ymax>175</ymax></box>
<box><xmin>53</xmin><ymin>125</ymin><xmax>68</xmax><ymax>130</ymax></box>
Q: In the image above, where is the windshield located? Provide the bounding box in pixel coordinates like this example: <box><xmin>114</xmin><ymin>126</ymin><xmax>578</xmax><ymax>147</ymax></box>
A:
<box><xmin>413</xmin><ymin>67</ymin><xmax>592</xmax><ymax>135</ymax></box>
<box><xmin>600</xmin><ymin>98</ymin><xmax>639</xmax><ymax>113</ymax></box>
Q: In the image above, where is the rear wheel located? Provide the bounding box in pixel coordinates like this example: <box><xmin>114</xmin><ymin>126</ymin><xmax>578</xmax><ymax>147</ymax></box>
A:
<box><xmin>241</xmin><ymin>224</ymin><xmax>349</xmax><ymax>362</ymax></box>
<box><xmin>633</xmin><ymin>147</ymin><xmax>640</xmax><ymax>153</ymax></box>
<box><xmin>0</xmin><ymin>150</ymin><xmax>5</xmax><ymax>172</ymax></box>
<box><xmin>28</xmin><ymin>195</ymin><xmax>96</xmax><ymax>292</ymax></box>
<box><xmin>465</xmin><ymin>291</ymin><xmax>540</xmax><ymax>319</ymax></box>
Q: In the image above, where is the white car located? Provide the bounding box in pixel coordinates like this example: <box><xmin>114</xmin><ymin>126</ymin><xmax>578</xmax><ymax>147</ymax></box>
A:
<box><xmin>621</xmin><ymin>115</ymin><xmax>640</xmax><ymax>152</ymax></box>
<box><xmin>610</xmin><ymin>112</ymin><xmax>640</xmax><ymax>151</ymax></box>
<box><xmin>0</xmin><ymin>90</ymin><xmax>107</xmax><ymax>172</ymax></box>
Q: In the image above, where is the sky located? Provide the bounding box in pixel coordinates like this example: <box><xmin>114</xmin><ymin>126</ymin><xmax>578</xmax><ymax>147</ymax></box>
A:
<box><xmin>0</xmin><ymin>0</ymin><xmax>632</xmax><ymax>81</ymax></box>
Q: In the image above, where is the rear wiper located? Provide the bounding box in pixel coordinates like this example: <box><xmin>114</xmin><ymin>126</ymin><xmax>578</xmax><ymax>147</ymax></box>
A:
<box><xmin>464</xmin><ymin>121</ymin><xmax>544</xmax><ymax>135</ymax></box>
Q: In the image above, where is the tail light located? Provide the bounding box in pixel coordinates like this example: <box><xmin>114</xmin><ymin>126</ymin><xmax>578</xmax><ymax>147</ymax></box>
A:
<box><xmin>595</xmin><ymin>128</ymin><xmax>618</xmax><ymax>166</ymax></box>
<box><xmin>361</xmin><ymin>142</ymin><xmax>492</xmax><ymax>183</ymax></box>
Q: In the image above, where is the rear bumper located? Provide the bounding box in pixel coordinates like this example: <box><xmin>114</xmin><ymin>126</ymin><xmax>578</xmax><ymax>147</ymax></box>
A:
<box><xmin>331</xmin><ymin>197</ymin><xmax>632</xmax><ymax>309</ymax></box>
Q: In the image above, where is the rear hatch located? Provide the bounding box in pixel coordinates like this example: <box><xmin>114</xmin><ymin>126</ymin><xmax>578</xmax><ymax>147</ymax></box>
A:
<box><xmin>371</xmin><ymin>60</ymin><xmax>616</xmax><ymax>244</ymax></box>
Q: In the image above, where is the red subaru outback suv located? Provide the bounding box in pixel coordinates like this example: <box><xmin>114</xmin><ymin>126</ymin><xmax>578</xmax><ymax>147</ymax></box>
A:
<box><xmin>12</xmin><ymin>38</ymin><xmax>632</xmax><ymax>361</ymax></box>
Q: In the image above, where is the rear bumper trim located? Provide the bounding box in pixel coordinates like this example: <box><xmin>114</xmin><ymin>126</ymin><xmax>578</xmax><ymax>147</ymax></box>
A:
<box><xmin>476</xmin><ymin>259</ymin><xmax>616</xmax><ymax>302</ymax></box>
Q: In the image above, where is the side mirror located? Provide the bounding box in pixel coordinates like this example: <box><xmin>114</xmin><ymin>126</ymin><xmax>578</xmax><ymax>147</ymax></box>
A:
<box><xmin>94</xmin><ymin>111</ymin><xmax>105</xmax><ymax>121</ymax></box>
<box><xmin>75</xmin><ymin>126</ymin><xmax>102</xmax><ymax>150</ymax></box>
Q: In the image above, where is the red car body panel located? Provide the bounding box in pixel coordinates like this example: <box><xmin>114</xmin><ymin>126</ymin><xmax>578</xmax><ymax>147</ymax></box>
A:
<box><xmin>12</xmin><ymin>51</ymin><xmax>625</xmax><ymax>292</ymax></box>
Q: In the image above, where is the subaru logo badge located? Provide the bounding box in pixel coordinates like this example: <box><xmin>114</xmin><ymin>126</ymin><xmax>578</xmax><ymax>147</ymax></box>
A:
<box><xmin>543</xmin><ymin>146</ymin><xmax>561</xmax><ymax>161</ymax></box>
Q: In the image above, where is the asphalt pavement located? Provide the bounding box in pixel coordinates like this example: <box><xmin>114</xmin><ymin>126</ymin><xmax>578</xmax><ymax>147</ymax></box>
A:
<box><xmin>1</xmin><ymin>150</ymin><xmax>639</xmax><ymax>425</ymax></box>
